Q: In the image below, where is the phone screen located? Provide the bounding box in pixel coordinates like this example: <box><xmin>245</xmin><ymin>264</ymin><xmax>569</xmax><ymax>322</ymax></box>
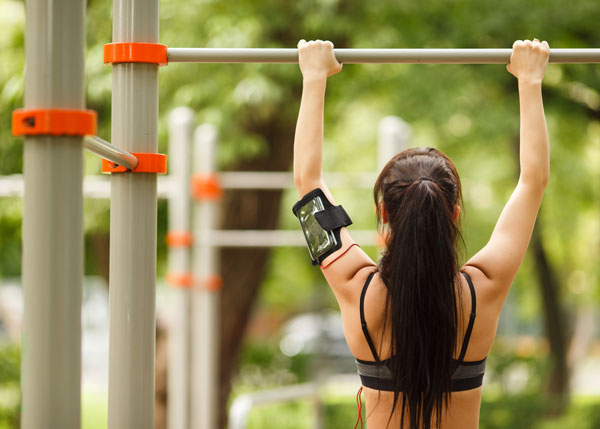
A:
<box><xmin>296</xmin><ymin>196</ymin><xmax>337</xmax><ymax>260</ymax></box>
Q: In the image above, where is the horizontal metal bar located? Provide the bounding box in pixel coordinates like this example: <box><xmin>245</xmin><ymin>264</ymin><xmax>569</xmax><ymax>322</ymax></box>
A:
<box><xmin>0</xmin><ymin>172</ymin><xmax>377</xmax><ymax>198</ymax></box>
<box><xmin>229</xmin><ymin>383</ymin><xmax>320</xmax><ymax>429</ymax></box>
<box><xmin>84</xmin><ymin>136</ymin><xmax>138</xmax><ymax>170</ymax></box>
<box><xmin>167</xmin><ymin>48</ymin><xmax>600</xmax><ymax>64</ymax></box>
<box><xmin>208</xmin><ymin>230</ymin><xmax>378</xmax><ymax>247</ymax></box>
<box><xmin>219</xmin><ymin>171</ymin><xmax>376</xmax><ymax>189</ymax></box>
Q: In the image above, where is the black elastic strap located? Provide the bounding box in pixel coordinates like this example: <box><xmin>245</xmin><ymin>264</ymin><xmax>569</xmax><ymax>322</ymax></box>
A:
<box><xmin>314</xmin><ymin>205</ymin><xmax>352</xmax><ymax>230</ymax></box>
<box><xmin>457</xmin><ymin>272</ymin><xmax>477</xmax><ymax>363</ymax></box>
<box><xmin>360</xmin><ymin>271</ymin><xmax>381</xmax><ymax>363</ymax></box>
<box><xmin>450</xmin><ymin>373</ymin><xmax>484</xmax><ymax>392</ymax></box>
<box><xmin>359</xmin><ymin>374</ymin><xmax>396</xmax><ymax>391</ymax></box>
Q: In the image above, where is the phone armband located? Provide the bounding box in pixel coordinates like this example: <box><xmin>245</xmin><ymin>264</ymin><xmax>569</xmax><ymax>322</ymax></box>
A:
<box><xmin>292</xmin><ymin>188</ymin><xmax>352</xmax><ymax>266</ymax></box>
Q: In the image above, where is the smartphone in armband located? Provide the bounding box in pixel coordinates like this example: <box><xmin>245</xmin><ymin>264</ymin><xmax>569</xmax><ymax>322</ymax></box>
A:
<box><xmin>296</xmin><ymin>196</ymin><xmax>338</xmax><ymax>262</ymax></box>
<box><xmin>293</xmin><ymin>188</ymin><xmax>353</xmax><ymax>266</ymax></box>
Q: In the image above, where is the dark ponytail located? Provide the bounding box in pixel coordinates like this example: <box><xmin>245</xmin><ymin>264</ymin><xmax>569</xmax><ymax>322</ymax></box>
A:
<box><xmin>373</xmin><ymin>147</ymin><xmax>464</xmax><ymax>429</ymax></box>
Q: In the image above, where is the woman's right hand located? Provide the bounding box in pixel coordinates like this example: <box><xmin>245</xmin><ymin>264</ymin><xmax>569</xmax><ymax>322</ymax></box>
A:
<box><xmin>507</xmin><ymin>39</ymin><xmax>550</xmax><ymax>84</ymax></box>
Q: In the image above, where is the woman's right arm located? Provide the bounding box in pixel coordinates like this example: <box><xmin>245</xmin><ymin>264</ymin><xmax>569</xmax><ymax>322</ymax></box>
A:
<box><xmin>464</xmin><ymin>39</ymin><xmax>550</xmax><ymax>306</ymax></box>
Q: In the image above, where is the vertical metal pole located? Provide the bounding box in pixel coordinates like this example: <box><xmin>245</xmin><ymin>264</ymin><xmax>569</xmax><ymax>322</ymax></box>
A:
<box><xmin>377</xmin><ymin>116</ymin><xmax>412</xmax><ymax>169</ymax></box>
<box><xmin>192</xmin><ymin>125</ymin><xmax>220</xmax><ymax>429</ymax></box>
<box><xmin>167</xmin><ymin>107</ymin><xmax>195</xmax><ymax>429</ymax></box>
<box><xmin>108</xmin><ymin>0</ymin><xmax>159</xmax><ymax>427</ymax></box>
<box><xmin>21</xmin><ymin>0</ymin><xmax>85</xmax><ymax>427</ymax></box>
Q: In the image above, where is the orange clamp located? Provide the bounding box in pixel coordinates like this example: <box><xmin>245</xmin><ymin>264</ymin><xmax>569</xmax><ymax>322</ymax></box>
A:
<box><xmin>166</xmin><ymin>231</ymin><xmax>193</xmax><ymax>247</ymax></box>
<box><xmin>102</xmin><ymin>153</ymin><xmax>167</xmax><ymax>174</ymax></box>
<box><xmin>165</xmin><ymin>273</ymin><xmax>222</xmax><ymax>291</ymax></box>
<box><xmin>104</xmin><ymin>43</ymin><xmax>168</xmax><ymax>66</ymax></box>
<box><xmin>198</xmin><ymin>275</ymin><xmax>223</xmax><ymax>292</ymax></box>
<box><xmin>191</xmin><ymin>173</ymin><xmax>223</xmax><ymax>201</ymax></box>
<box><xmin>12</xmin><ymin>109</ymin><xmax>97</xmax><ymax>137</ymax></box>
<box><xmin>166</xmin><ymin>273</ymin><xmax>194</xmax><ymax>288</ymax></box>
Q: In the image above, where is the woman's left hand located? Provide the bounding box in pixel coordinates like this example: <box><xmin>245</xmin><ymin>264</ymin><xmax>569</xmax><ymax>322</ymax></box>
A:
<box><xmin>297</xmin><ymin>39</ymin><xmax>343</xmax><ymax>80</ymax></box>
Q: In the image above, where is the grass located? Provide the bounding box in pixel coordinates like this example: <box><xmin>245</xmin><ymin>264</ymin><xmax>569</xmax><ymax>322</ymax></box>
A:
<box><xmin>82</xmin><ymin>391</ymin><xmax>108</xmax><ymax>429</ymax></box>
<box><xmin>241</xmin><ymin>392</ymin><xmax>600</xmax><ymax>429</ymax></box>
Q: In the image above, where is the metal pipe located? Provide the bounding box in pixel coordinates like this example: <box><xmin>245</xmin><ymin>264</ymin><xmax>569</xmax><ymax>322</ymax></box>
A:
<box><xmin>229</xmin><ymin>383</ymin><xmax>321</xmax><ymax>429</ymax></box>
<box><xmin>167</xmin><ymin>48</ymin><xmax>600</xmax><ymax>64</ymax></box>
<box><xmin>166</xmin><ymin>107</ymin><xmax>194</xmax><ymax>429</ymax></box>
<box><xmin>108</xmin><ymin>0</ymin><xmax>159</xmax><ymax>426</ymax></box>
<box><xmin>84</xmin><ymin>135</ymin><xmax>138</xmax><ymax>170</ymax></box>
<box><xmin>21</xmin><ymin>0</ymin><xmax>85</xmax><ymax>427</ymax></box>
<box><xmin>0</xmin><ymin>171</ymin><xmax>377</xmax><ymax>199</ymax></box>
<box><xmin>218</xmin><ymin>171</ymin><xmax>376</xmax><ymax>189</ymax></box>
<box><xmin>207</xmin><ymin>230</ymin><xmax>379</xmax><ymax>247</ymax></box>
<box><xmin>191</xmin><ymin>124</ymin><xmax>220</xmax><ymax>429</ymax></box>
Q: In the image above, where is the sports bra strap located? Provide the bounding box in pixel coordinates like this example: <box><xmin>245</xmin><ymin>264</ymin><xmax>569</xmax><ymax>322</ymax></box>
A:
<box><xmin>457</xmin><ymin>271</ymin><xmax>477</xmax><ymax>363</ymax></box>
<box><xmin>359</xmin><ymin>271</ymin><xmax>381</xmax><ymax>363</ymax></box>
<box><xmin>360</xmin><ymin>270</ymin><xmax>477</xmax><ymax>365</ymax></box>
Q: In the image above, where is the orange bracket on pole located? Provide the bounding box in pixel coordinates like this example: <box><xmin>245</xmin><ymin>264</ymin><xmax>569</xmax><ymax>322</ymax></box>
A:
<box><xmin>104</xmin><ymin>42</ymin><xmax>168</xmax><ymax>66</ymax></box>
<box><xmin>12</xmin><ymin>109</ymin><xmax>97</xmax><ymax>137</ymax></box>
<box><xmin>198</xmin><ymin>275</ymin><xmax>223</xmax><ymax>292</ymax></box>
<box><xmin>166</xmin><ymin>273</ymin><xmax>194</xmax><ymax>289</ymax></box>
<box><xmin>165</xmin><ymin>274</ymin><xmax>222</xmax><ymax>291</ymax></box>
<box><xmin>102</xmin><ymin>153</ymin><xmax>167</xmax><ymax>174</ymax></box>
<box><xmin>165</xmin><ymin>231</ymin><xmax>194</xmax><ymax>247</ymax></box>
<box><xmin>191</xmin><ymin>173</ymin><xmax>223</xmax><ymax>201</ymax></box>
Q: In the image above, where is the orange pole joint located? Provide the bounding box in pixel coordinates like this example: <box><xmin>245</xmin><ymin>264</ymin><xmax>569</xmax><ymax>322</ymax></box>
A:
<box><xmin>165</xmin><ymin>273</ymin><xmax>194</xmax><ymax>289</ymax></box>
<box><xmin>104</xmin><ymin>42</ymin><xmax>168</xmax><ymax>66</ymax></box>
<box><xmin>165</xmin><ymin>231</ymin><xmax>194</xmax><ymax>247</ymax></box>
<box><xmin>102</xmin><ymin>153</ymin><xmax>168</xmax><ymax>174</ymax></box>
<box><xmin>12</xmin><ymin>108</ymin><xmax>97</xmax><ymax>137</ymax></box>
<box><xmin>191</xmin><ymin>173</ymin><xmax>223</xmax><ymax>201</ymax></box>
<box><xmin>198</xmin><ymin>275</ymin><xmax>223</xmax><ymax>291</ymax></box>
<box><xmin>165</xmin><ymin>273</ymin><xmax>223</xmax><ymax>291</ymax></box>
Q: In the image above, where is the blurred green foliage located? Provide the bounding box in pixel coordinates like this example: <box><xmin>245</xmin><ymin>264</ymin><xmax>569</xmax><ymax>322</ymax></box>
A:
<box><xmin>0</xmin><ymin>344</ymin><xmax>20</xmax><ymax>428</ymax></box>
<box><xmin>234</xmin><ymin>338</ymin><xmax>312</xmax><ymax>393</ymax></box>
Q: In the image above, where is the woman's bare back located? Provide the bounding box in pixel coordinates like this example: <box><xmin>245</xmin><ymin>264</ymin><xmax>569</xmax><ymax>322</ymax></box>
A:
<box><xmin>343</xmin><ymin>266</ymin><xmax>497</xmax><ymax>428</ymax></box>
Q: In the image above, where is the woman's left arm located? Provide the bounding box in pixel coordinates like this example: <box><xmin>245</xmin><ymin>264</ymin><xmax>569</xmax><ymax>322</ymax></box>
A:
<box><xmin>293</xmin><ymin>40</ymin><xmax>376</xmax><ymax>300</ymax></box>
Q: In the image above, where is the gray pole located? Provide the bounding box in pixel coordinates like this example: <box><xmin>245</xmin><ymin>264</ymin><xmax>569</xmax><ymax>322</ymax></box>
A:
<box><xmin>192</xmin><ymin>124</ymin><xmax>220</xmax><ymax>429</ymax></box>
<box><xmin>167</xmin><ymin>107</ymin><xmax>195</xmax><ymax>429</ymax></box>
<box><xmin>21</xmin><ymin>0</ymin><xmax>85</xmax><ymax>427</ymax></box>
<box><xmin>108</xmin><ymin>0</ymin><xmax>159</xmax><ymax>426</ymax></box>
<box><xmin>167</xmin><ymin>48</ymin><xmax>600</xmax><ymax>64</ymax></box>
<box><xmin>377</xmin><ymin>116</ymin><xmax>412</xmax><ymax>169</ymax></box>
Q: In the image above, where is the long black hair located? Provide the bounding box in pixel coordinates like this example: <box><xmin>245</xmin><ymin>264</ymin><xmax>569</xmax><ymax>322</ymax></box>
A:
<box><xmin>373</xmin><ymin>147</ymin><xmax>464</xmax><ymax>429</ymax></box>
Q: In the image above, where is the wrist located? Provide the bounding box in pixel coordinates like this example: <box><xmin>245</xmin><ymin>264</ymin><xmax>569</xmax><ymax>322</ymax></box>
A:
<box><xmin>302</xmin><ymin>72</ymin><xmax>328</xmax><ymax>84</ymax></box>
<box><xmin>518</xmin><ymin>78</ymin><xmax>543</xmax><ymax>88</ymax></box>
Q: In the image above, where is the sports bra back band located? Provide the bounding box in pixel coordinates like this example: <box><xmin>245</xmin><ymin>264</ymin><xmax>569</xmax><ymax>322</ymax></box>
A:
<box><xmin>355</xmin><ymin>271</ymin><xmax>487</xmax><ymax>392</ymax></box>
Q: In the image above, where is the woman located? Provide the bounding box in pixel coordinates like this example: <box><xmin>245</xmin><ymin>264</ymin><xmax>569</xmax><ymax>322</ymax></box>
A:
<box><xmin>292</xmin><ymin>38</ymin><xmax>550</xmax><ymax>429</ymax></box>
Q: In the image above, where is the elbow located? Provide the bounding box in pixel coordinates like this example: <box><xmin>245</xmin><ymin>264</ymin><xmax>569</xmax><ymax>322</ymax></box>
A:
<box><xmin>293</xmin><ymin>173</ymin><xmax>304</xmax><ymax>189</ymax></box>
<box><xmin>540</xmin><ymin>172</ymin><xmax>549</xmax><ymax>189</ymax></box>
<box><xmin>519</xmin><ymin>171</ymin><xmax>548</xmax><ymax>192</ymax></box>
<box><xmin>294</xmin><ymin>173</ymin><xmax>322</xmax><ymax>196</ymax></box>
<box><xmin>293</xmin><ymin>174</ymin><xmax>307</xmax><ymax>195</ymax></box>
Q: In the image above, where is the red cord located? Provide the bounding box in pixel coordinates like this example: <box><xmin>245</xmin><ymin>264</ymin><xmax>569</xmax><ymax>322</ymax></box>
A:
<box><xmin>354</xmin><ymin>386</ymin><xmax>363</xmax><ymax>429</ymax></box>
<box><xmin>320</xmin><ymin>243</ymin><xmax>360</xmax><ymax>270</ymax></box>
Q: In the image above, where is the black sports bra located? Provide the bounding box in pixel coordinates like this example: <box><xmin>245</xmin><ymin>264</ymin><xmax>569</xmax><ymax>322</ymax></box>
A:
<box><xmin>355</xmin><ymin>271</ymin><xmax>487</xmax><ymax>392</ymax></box>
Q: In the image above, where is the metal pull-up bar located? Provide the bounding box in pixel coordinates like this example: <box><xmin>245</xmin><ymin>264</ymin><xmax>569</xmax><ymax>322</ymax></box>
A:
<box><xmin>167</xmin><ymin>48</ymin><xmax>600</xmax><ymax>64</ymax></box>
